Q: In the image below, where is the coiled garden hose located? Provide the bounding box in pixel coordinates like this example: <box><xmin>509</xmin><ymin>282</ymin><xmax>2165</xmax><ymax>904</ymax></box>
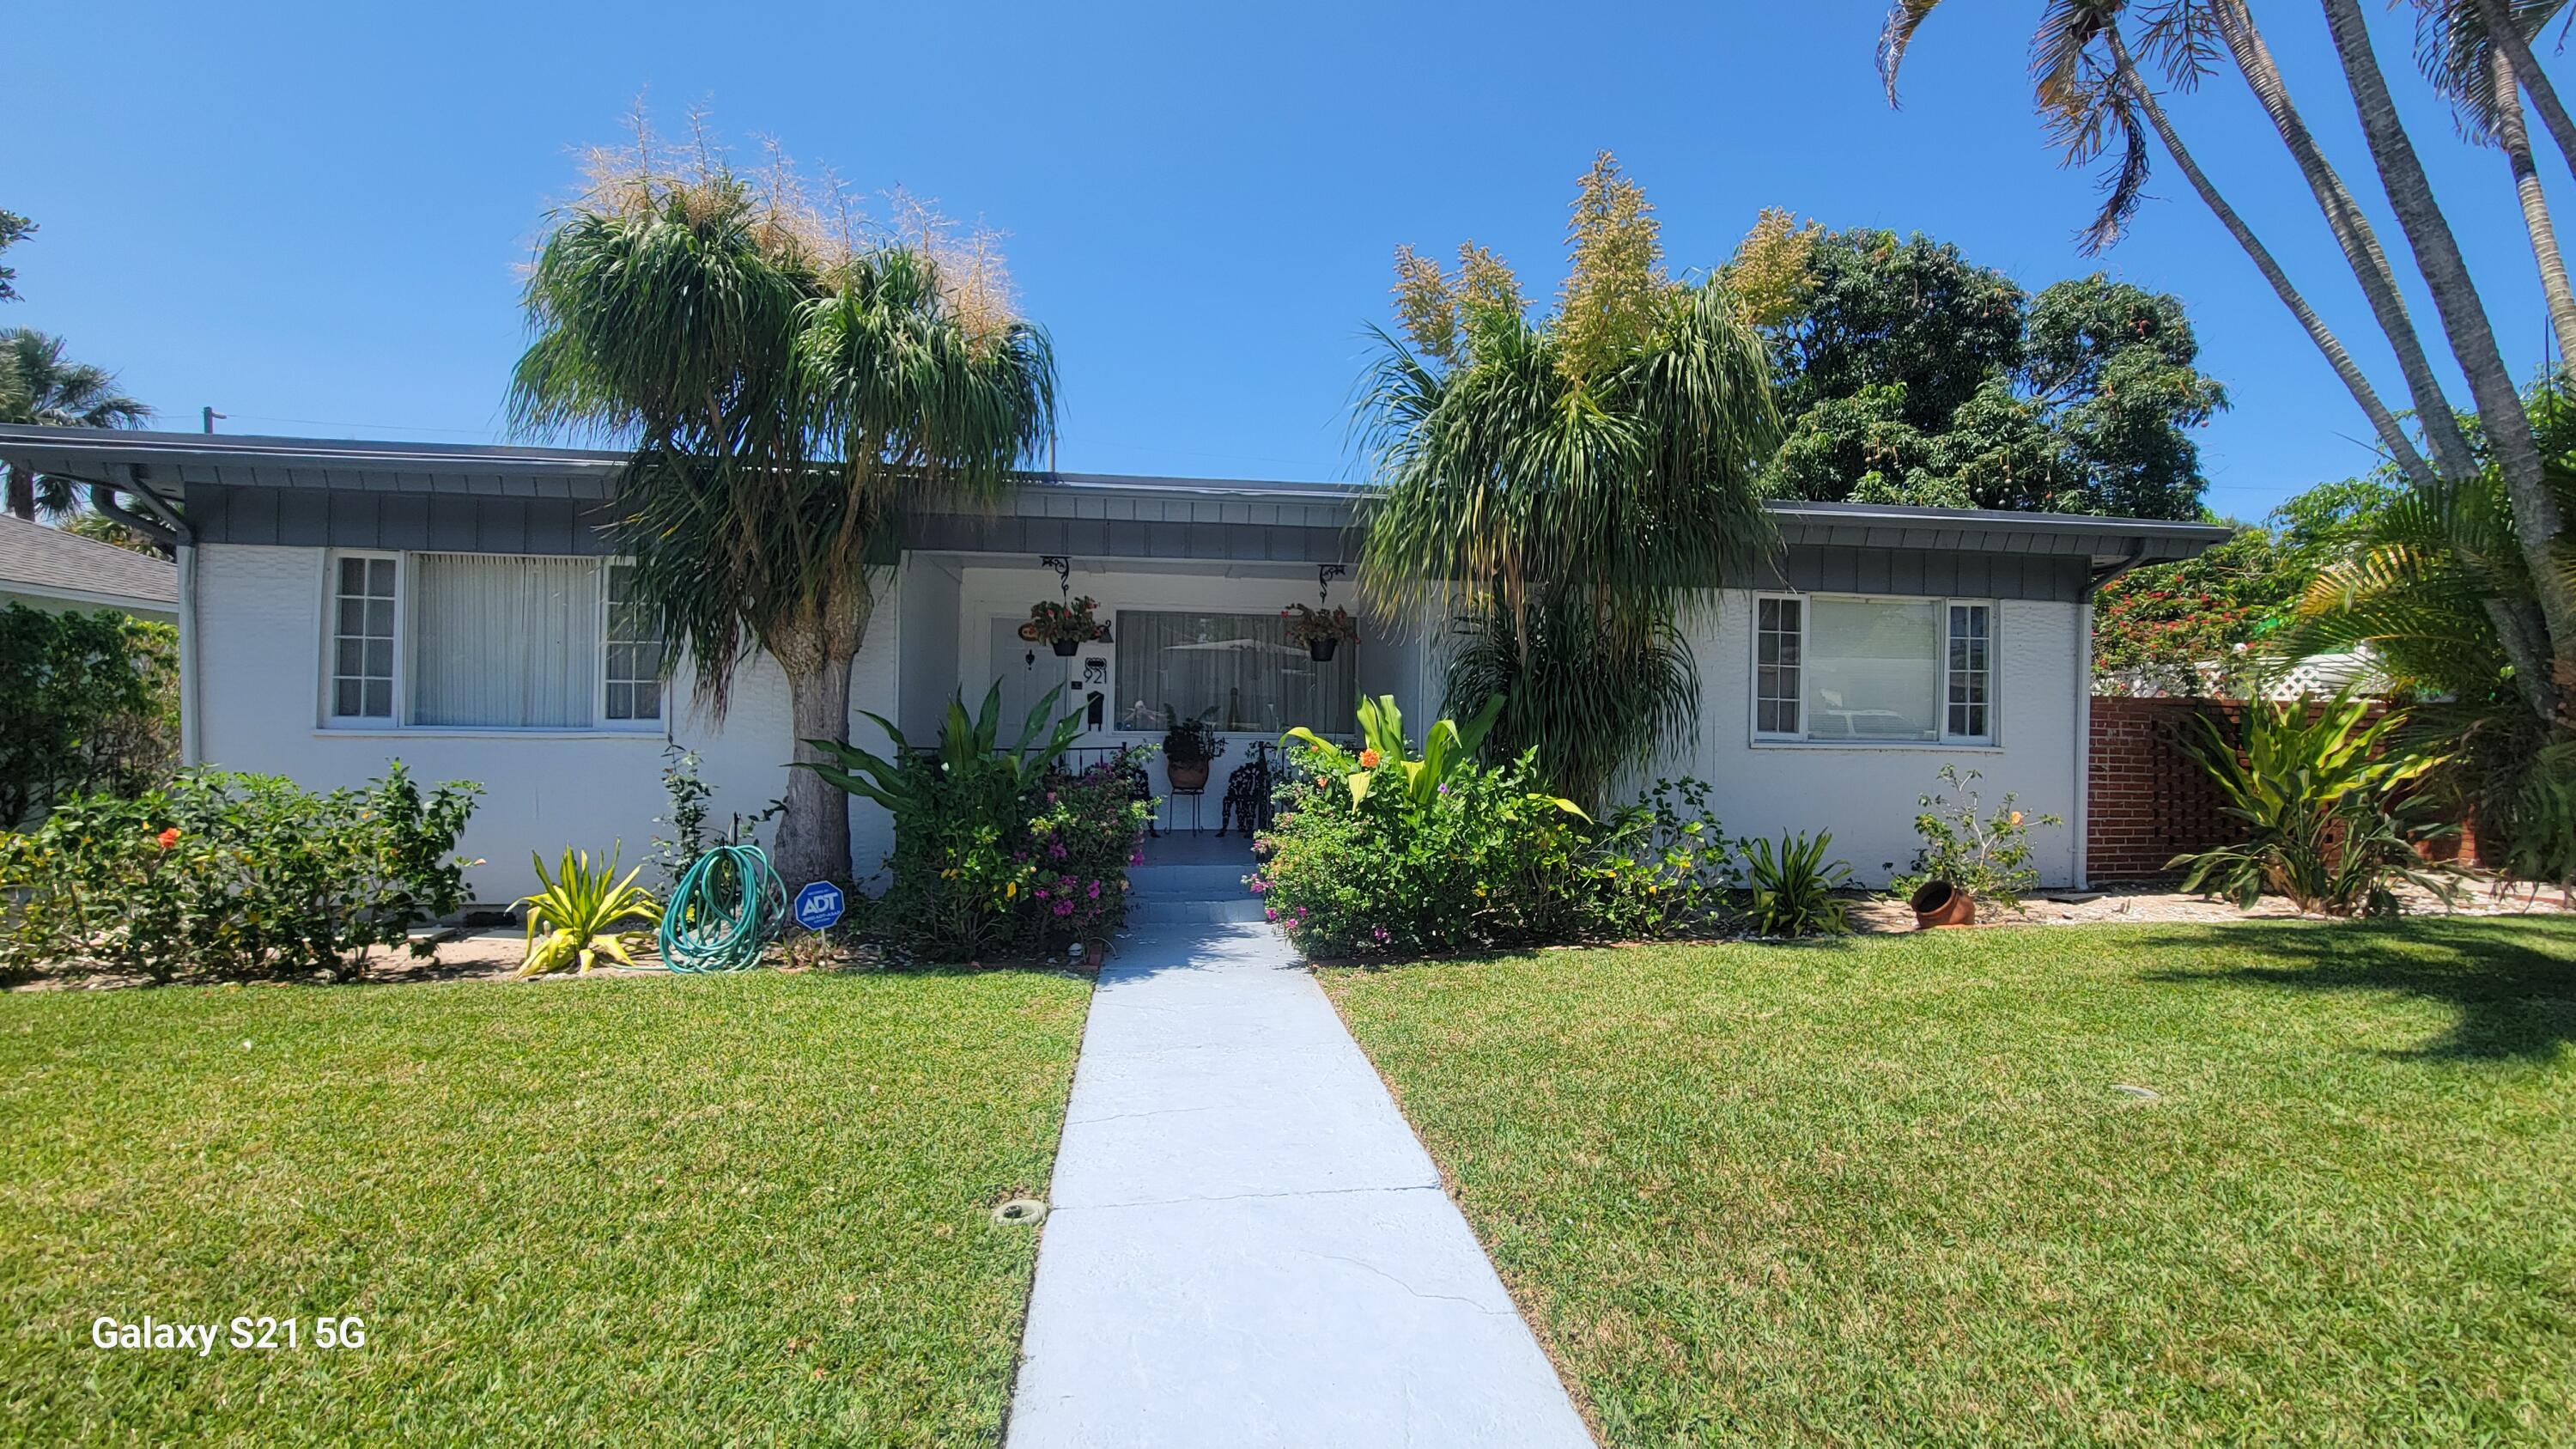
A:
<box><xmin>658</xmin><ymin>843</ymin><xmax>787</xmax><ymax>973</ymax></box>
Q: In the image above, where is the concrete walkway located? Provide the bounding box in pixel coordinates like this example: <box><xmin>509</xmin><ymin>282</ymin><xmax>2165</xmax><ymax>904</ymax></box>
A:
<box><xmin>1007</xmin><ymin>923</ymin><xmax>1594</xmax><ymax>1449</ymax></box>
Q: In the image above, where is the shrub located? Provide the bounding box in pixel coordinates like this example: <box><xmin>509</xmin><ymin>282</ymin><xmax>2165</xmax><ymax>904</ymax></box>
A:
<box><xmin>647</xmin><ymin>745</ymin><xmax>781</xmax><ymax>889</ymax></box>
<box><xmin>805</xmin><ymin>684</ymin><xmax>1145</xmax><ymax>960</ymax></box>
<box><xmin>1587</xmin><ymin>776</ymin><xmax>1733</xmax><ymax>941</ymax></box>
<box><xmin>1256</xmin><ymin>746</ymin><xmax>1594</xmax><ymax>957</ymax></box>
<box><xmin>0</xmin><ymin>604</ymin><xmax>178</xmax><ymax>827</ymax></box>
<box><xmin>1888</xmin><ymin>764</ymin><xmax>2063</xmax><ymax>915</ymax></box>
<box><xmin>0</xmin><ymin>765</ymin><xmax>480</xmax><ymax>983</ymax></box>
<box><xmin>2172</xmin><ymin>695</ymin><xmax>2458</xmax><ymax>916</ymax></box>
<box><xmin>1258</xmin><ymin>696</ymin><xmax>1723</xmax><ymax>956</ymax></box>
<box><xmin>1735</xmin><ymin>831</ymin><xmax>1852</xmax><ymax>938</ymax></box>
<box><xmin>1017</xmin><ymin>752</ymin><xmax>1153</xmax><ymax>947</ymax></box>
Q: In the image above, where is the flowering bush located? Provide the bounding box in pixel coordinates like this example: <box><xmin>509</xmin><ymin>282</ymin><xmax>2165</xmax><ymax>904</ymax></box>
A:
<box><xmin>1017</xmin><ymin>752</ymin><xmax>1152</xmax><ymax>947</ymax></box>
<box><xmin>1255</xmin><ymin>710</ymin><xmax>1728</xmax><ymax>957</ymax></box>
<box><xmin>1887</xmin><ymin>764</ymin><xmax>2063</xmax><ymax>914</ymax></box>
<box><xmin>0</xmin><ymin>765</ymin><xmax>479</xmax><ymax>983</ymax></box>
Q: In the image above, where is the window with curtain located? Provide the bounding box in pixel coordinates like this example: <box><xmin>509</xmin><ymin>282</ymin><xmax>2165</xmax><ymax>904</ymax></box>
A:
<box><xmin>1113</xmin><ymin>610</ymin><xmax>1352</xmax><ymax>734</ymax></box>
<box><xmin>409</xmin><ymin>555</ymin><xmax>605</xmax><ymax>728</ymax></box>
<box><xmin>1752</xmin><ymin>594</ymin><xmax>1994</xmax><ymax>745</ymax></box>
<box><xmin>324</xmin><ymin>552</ymin><xmax>665</xmax><ymax>730</ymax></box>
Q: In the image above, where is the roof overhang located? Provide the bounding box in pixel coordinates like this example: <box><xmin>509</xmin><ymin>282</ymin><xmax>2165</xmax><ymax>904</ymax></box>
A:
<box><xmin>0</xmin><ymin>424</ymin><xmax>2235</xmax><ymax>572</ymax></box>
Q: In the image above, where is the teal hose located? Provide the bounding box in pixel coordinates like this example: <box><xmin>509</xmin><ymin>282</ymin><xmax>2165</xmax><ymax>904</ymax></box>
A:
<box><xmin>658</xmin><ymin>843</ymin><xmax>786</xmax><ymax>973</ymax></box>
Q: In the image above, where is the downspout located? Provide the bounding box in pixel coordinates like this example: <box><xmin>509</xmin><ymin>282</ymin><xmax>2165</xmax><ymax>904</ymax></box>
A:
<box><xmin>2075</xmin><ymin>544</ymin><xmax>2157</xmax><ymax>891</ymax></box>
<box><xmin>89</xmin><ymin>478</ymin><xmax>200</xmax><ymax>765</ymax></box>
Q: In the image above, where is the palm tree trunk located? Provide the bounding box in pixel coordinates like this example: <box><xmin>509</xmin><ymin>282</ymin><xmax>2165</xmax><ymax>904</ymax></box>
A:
<box><xmin>2491</xmin><ymin>41</ymin><xmax>2576</xmax><ymax>364</ymax></box>
<box><xmin>2476</xmin><ymin>0</ymin><xmax>2576</xmax><ymax>182</ymax></box>
<box><xmin>2213</xmin><ymin>0</ymin><xmax>2481</xmax><ymax>481</ymax></box>
<box><xmin>2322</xmin><ymin>0</ymin><xmax>2576</xmax><ymax>724</ymax></box>
<box><xmin>3</xmin><ymin>465</ymin><xmax>31</xmax><ymax>521</ymax></box>
<box><xmin>769</xmin><ymin>587</ymin><xmax>873</xmax><ymax>891</ymax></box>
<box><xmin>2104</xmin><ymin>25</ymin><xmax>2441</xmax><ymax>493</ymax></box>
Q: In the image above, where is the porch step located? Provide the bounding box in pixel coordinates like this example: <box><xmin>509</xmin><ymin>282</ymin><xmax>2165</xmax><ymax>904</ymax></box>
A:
<box><xmin>1125</xmin><ymin>896</ymin><xmax>1268</xmax><ymax>925</ymax></box>
<box><xmin>1124</xmin><ymin>861</ymin><xmax>1258</xmax><ymax>898</ymax></box>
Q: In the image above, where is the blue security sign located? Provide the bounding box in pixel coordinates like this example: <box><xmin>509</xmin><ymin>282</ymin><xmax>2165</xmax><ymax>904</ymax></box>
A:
<box><xmin>792</xmin><ymin>881</ymin><xmax>847</xmax><ymax>931</ymax></box>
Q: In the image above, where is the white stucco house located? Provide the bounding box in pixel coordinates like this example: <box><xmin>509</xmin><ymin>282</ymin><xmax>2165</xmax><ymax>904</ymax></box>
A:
<box><xmin>0</xmin><ymin>424</ymin><xmax>2229</xmax><ymax>902</ymax></box>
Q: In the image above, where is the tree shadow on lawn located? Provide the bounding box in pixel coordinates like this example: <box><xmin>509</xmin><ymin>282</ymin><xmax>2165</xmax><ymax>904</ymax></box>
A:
<box><xmin>2135</xmin><ymin>917</ymin><xmax>2576</xmax><ymax>1063</ymax></box>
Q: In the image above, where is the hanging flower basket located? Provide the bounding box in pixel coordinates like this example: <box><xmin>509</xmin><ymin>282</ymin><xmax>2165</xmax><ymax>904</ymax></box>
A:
<box><xmin>1280</xmin><ymin>604</ymin><xmax>1358</xmax><ymax>662</ymax></box>
<box><xmin>1026</xmin><ymin>597</ymin><xmax>1110</xmax><ymax>657</ymax></box>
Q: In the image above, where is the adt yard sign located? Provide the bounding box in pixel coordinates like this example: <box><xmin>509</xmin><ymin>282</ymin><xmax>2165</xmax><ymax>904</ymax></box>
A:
<box><xmin>793</xmin><ymin>881</ymin><xmax>846</xmax><ymax>931</ymax></box>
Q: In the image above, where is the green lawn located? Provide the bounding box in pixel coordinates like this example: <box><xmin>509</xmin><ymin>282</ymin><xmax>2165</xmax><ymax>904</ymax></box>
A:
<box><xmin>0</xmin><ymin>968</ymin><xmax>1091</xmax><ymax>1446</ymax></box>
<box><xmin>1322</xmin><ymin>919</ymin><xmax>2576</xmax><ymax>1446</ymax></box>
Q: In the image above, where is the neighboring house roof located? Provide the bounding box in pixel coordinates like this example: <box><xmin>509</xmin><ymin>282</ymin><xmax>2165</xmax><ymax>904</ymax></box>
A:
<box><xmin>0</xmin><ymin>512</ymin><xmax>178</xmax><ymax>614</ymax></box>
<box><xmin>0</xmin><ymin>425</ymin><xmax>2233</xmax><ymax>584</ymax></box>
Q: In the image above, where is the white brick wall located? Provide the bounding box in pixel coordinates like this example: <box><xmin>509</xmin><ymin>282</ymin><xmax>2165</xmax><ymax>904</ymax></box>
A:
<box><xmin>194</xmin><ymin>543</ymin><xmax>896</xmax><ymax>904</ymax></box>
<box><xmin>1662</xmin><ymin>590</ymin><xmax>2084</xmax><ymax>888</ymax></box>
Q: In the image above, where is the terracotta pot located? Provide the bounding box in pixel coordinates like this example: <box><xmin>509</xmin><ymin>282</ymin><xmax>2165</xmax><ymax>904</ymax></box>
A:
<box><xmin>1909</xmin><ymin>880</ymin><xmax>1978</xmax><ymax>929</ymax></box>
<box><xmin>1081</xmin><ymin>937</ymin><xmax>1110</xmax><ymax>972</ymax></box>
<box><xmin>1168</xmin><ymin>759</ymin><xmax>1211</xmax><ymax>791</ymax></box>
<box><xmin>1050</xmin><ymin>637</ymin><xmax>1080</xmax><ymax>657</ymax></box>
<box><xmin>1306</xmin><ymin>637</ymin><xmax>1340</xmax><ymax>662</ymax></box>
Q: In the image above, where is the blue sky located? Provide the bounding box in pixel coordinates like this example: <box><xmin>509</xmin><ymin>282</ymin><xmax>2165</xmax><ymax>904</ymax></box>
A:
<box><xmin>12</xmin><ymin>1</ymin><xmax>2571</xmax><ymax>521</ymax></box>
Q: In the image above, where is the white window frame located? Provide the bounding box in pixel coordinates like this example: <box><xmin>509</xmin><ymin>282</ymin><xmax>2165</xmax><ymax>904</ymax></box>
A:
<box><xmin>597</xmin><ymin>561</ymin><xmax>665</xmax><ymax>733</ymax></box>
<box><xmin>317</xmin><ymin>551</ymin><xmax>669</xmax><ymax>735</ymax></box>
<box><xmin>321</xmin><ymin>550</ymin><xmax>404</xmax><ymax>728</ymax></box>
<box><xmin>1748</xmin><ymin>592</ymin><xmax>2002</xmax><ymax>748</ymax></box>
<box><xmin>1942</xmin><ymin>600</ymin><xmax>1996</xmax><ymax>746</ymax></box>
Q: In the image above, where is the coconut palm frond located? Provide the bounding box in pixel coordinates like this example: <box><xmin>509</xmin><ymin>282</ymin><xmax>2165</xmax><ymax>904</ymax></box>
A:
<box><xmin>1879</xmin><ymin>0</ymin><xmax>1953</xmax><ymax>103</ymax></box>
<box><xmin>2412</xmin><ymin>0</ymin><xmax>2571</xmax><ymax>142</ymax></box>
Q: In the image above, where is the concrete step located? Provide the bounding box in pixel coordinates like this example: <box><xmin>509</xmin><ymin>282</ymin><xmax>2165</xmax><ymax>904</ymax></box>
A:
<box><xmin>1126</xmin><ymin>861</ymin><xmax>1259</xmax><ymax>897</ymax></box>
<box><xmin>1125</xmin><ymin>897</ymin><xmax>1268</xmax><ymax>925</ymax></box>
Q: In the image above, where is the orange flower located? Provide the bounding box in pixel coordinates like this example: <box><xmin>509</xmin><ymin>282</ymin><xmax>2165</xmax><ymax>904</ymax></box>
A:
<box><xmin>1358</xmin><ymin>748</ymin><xmax>1382</xmax><ymax>769</ymax></box>
<box><xmin>155</xmin><ymin>827</ymin><xmax>180</xmax><ymax>851</ymax></box>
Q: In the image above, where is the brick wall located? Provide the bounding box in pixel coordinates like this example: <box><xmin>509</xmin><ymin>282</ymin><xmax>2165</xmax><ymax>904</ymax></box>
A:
<box><xmin>2086</xmin><ymin>696</ymin><xmax>2241</xmax><ymax>882</ymax></box>
<box><xmin>2087</xmin><ymin>695</ymin><xmax>2474</xmax><ymax>881</ymax></box>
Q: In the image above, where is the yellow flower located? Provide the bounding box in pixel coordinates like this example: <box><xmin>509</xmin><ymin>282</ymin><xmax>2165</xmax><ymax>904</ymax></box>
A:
<box><xmin>1005</xmin><ymin>882</ymin><xmax>1018</xmax><ymax>899</ymax></box>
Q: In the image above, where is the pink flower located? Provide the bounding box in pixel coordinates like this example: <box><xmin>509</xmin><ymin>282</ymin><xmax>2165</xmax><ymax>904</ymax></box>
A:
<box><xmin>1248</xmin><ymin>877</ymin><xmax>1267</xmax><ymax>893</ymax></box>
<box><xmin>1265</xmin><ymin>906</ymin><xmax>1278</xmax><ymax>921</ymax></box>
<box><xmin>1087</xmin><ymin>880</ymin><xmax>1103</xmax><ymax>899</ymax></box>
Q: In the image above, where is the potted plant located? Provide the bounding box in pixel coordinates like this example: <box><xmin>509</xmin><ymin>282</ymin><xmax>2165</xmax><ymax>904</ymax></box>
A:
<box><xmin>1280</xmin><ymin>603</ymin><xmax>1359</xmax><ymax>661</ymax></box>
<box><xmin>1890</xmin><ymin>765</ymin><xmax>2063</xmax><ymax>929</ymax></box>
<box><xmin>1022</xmin><ymin>596</ymin><xmax>1110</xmax><ymax>656</ymax></box>
<box><xmin>1161</xmin><ymin>706</ymin><xmax>1226</xmax><ymax>791</ymax></box>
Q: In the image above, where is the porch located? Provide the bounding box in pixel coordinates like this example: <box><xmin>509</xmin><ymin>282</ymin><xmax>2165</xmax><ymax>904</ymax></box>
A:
<box><xmin>895</xmin><ymin>551</ymin><xmax>1424</xmax><ymax>812</ymax></box>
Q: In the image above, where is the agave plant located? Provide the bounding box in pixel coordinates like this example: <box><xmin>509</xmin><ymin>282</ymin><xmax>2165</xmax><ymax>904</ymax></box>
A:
<box><xmin>1735</xmin><ymin>830</ymin><xmax>1851</xmax><ymax>939</ymax></box>
<box><xmin>515</xmin><ymin>846</ymin><xmax>662</xmax><ymax>976</ymax></box>
<box><xmin>1284</xmin><ymin>692</ymin><xmax>1584</xmax><ymax>819</ymax></box>
<box><xmin>2169</xmin><ymin>694</ymin><xmax>2457</xmax><ymax>916</ymax></box>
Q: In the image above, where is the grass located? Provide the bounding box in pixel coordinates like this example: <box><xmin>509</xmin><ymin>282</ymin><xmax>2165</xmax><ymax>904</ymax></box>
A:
<box><xmin>0</xmin><ymin>967</ymin><xmax>1091</xmax><ymax>1446</ymax></box>
<box><xmin>1321</xmin><ymin>919</ymin><xmax>2576</xmax><ymax>1446</ymax></box>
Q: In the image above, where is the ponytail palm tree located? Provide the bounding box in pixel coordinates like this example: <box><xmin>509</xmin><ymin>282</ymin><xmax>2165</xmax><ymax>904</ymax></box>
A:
<box><xmin>1358</xmin><ymin>155</ymin><xmax>1781</xmax><ymax>808</ymax></box>
<box><xmin>512</xmin><ymin>137</ymin><xmax>1055</xmax><ymax>889</ymax></box>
